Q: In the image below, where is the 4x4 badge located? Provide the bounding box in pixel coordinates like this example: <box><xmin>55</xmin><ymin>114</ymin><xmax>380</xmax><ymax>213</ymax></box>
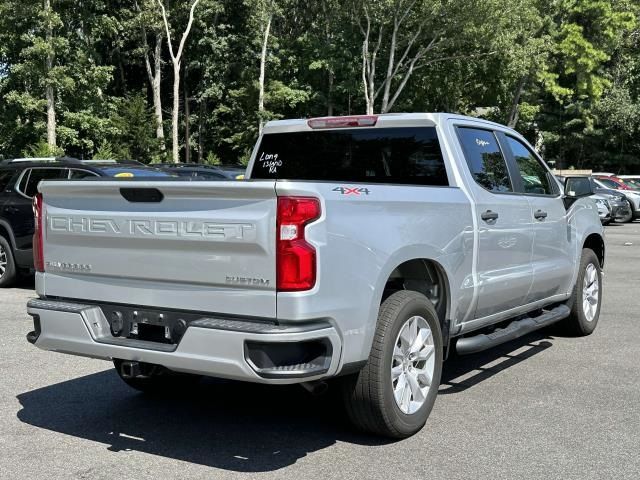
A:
<box><xmin>332</xmin><ymin>187</ymin><xmax>370</xmax><ymax>196</ymax></box>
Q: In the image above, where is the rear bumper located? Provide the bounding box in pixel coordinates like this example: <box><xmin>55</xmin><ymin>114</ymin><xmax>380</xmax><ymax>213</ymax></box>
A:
<box><xmin>27</xmin><ymin>298</ymin><xmax>342</xmax><ymax>384</ymax></box>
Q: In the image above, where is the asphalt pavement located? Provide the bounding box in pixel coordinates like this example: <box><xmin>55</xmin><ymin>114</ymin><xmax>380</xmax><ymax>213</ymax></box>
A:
<box><xmin>1</xmin><ymin>223</ymin><xmax>639</xmax><ymax>480</ymax></box>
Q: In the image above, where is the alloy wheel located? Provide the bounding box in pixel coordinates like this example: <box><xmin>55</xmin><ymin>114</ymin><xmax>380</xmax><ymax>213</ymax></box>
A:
<box><xmin>582</xmin><ymin>263</ymin><xmax>599</xmax><ymax>322</ymax></box>
<box><xmin>0</xmin><ymin>243</ymin><xmax>7</xmax><ymax>279</ymax></box>
<box><xmin>391</xmin><ymin>315</ymin><xmax>436</xmax><ymax>415</ymax></box>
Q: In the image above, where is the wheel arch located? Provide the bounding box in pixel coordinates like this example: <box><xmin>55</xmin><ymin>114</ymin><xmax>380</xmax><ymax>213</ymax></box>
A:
<box><xmin>583</xmin><ymin>233</ymin><xmax>605</xmax><ymax>268</ymax></box>
<box><xmin>378</xmin><ymin>257</ymin><xmax>452</xmax><ymax>341</ymax></box>
<box><xmin>0</xmin><ymin>220</ymin><xmax>17</xmax><ymax>250</ymax></box>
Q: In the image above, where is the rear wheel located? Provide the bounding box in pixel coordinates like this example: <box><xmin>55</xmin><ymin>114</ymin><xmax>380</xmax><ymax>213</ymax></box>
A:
<box><xmin>340</xmin><ymin>291</ymin><xmax>443</xmax><ymax>438</ymax></box>
<box><xmin>563</xmin><ymin>248</ymin><xmax>602</xmax><ymax>336</ymax></box>
<box><xmin>0</xmin><ymin>236</ymin><xmax>17</xmax><ymax>288</ymax></box>
<box><xmin>113</xmin><ymin>359</ymin><xmax>201</xmax><ymax>394</ymax></box>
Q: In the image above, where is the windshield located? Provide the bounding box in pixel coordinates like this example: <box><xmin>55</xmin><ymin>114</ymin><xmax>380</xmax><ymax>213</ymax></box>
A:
<box><xmin>597</xmin><ymin>178</ymin><xmax>622</xmax><ymax>189</ymax></box>
<box><xmin>620</xmin><ymin>178</ymin><xmax>640</xmax><ymax>190</ymax></box>
<box><xmin>251</xmin><ymin>127</ymin><xmax>448</xmax><ymax>186</ymax></box>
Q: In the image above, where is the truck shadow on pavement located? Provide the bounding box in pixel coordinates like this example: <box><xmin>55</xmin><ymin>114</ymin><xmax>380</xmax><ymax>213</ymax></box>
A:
<box><xmin>440</xmin><ymin>331</ymin><xmax>554</xmax><ymax>394</ymax></box>
<box><xmin>16</xmin><ymin>370</ymin><xmax>383</xmax><ymax>472</ymax></box>
<box><xmin>16</xmin><ymin>331</ymin><xmax>555</xmax><ymax>471</ymax></box>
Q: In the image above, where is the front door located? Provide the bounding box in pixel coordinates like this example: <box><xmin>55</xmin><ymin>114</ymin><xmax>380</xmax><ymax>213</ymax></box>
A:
<box><xmin>455</xmin><ymin>126</ymin><xmax>534</xmax><ymax>319</ymax></box>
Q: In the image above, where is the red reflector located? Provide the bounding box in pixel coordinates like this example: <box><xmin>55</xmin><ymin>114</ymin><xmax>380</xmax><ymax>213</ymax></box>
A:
<box><xmin>33</xmin><ymin>193</ymin><xmax>44</xmax><ymax>272</ymax></box>
<box><xmin>307</xmin><ymin>115</ymin><xmax>378</xmax><ymax>129</ymax></box>
<box><xmin>277</xmin><ymin>197</ymin><xmax>321</xmax><ymax>291</ymax></box>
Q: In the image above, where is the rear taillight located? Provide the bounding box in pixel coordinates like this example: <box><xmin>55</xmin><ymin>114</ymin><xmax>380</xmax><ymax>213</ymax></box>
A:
<box><xmin>276</xmin><ymin>196</ymin><xmax>321</xmax><ymax>291</ymax></box>
<box><xmin>33</xmin><ymin>193</ymin><xmax>44</xmax><ymax>272</ymax></box>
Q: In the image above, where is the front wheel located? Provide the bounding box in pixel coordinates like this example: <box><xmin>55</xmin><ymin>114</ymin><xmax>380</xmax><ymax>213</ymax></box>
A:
<box><xmin>340</xmin><ymin>291</ymin><xmax>443</xmax><ymax>438</ymax></box>
<box><xmin>562</xmin><ymin>248</ymin><xmax>602</xmax><ymax>336</ymax></box>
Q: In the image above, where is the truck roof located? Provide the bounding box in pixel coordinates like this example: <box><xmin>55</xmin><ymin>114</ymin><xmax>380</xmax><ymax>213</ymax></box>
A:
<box><xmin>262</xmin><ymin>113</ymin><xmax>515</xmax><ymax>135</ymax></box>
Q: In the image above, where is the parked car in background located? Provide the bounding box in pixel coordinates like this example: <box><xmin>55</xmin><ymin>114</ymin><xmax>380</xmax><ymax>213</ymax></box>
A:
<box><xmin>594</xmin><ymin>175</ymin><xmax>634</xmax><ymax>190</ymax></box>
<box><xmin>157</xmin><ymin>163</ymin><xmax>246</xmax><ymax>180</ymax></box>
<box><xmin>593</xmin><ymin>176</ymin><xmax>640</xmax><ymax>222</ymax></box>
<box><xmin>557</xmin><ymin>175</ymin><xmax>631</xmax><ymax>222</ymax></box>
<box><xmin>0</xmin><ymin>157</ymin><xmax>170</xmax><ymax>287</ymax></box>
<box><xmin>592</xmin><ymin>194</ymin><xmax>612</xmax><ymax>225</ymax></box>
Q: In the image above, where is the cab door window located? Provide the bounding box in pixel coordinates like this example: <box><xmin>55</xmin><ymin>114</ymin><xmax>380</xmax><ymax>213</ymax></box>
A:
<box><xmin>457</xmin><ymin>127</ymin><xmax>512</xmax><ymax>193</ymax></box>
<box><xmin>505</xmin><ymin>136</ymin><xmax>555</xmax><ymax>195</ymax></box>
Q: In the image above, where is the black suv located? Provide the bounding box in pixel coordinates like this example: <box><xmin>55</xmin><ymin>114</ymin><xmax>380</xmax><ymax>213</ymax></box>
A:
<box><xmin>0</xmin><ymin>157</ymin><xmax>169</xmax><ymax>287</ymax></box>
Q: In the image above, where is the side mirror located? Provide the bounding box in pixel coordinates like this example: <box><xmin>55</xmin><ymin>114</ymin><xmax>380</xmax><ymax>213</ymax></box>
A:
<box><xmin>563</xmin><ymin>176</ymin><xmax>593</xmax><ymax>209</ymax></box>
<box><xmin>564</xmin><ymin>176</ymin><xmax>593</xmax><ymax>198</ymax></box>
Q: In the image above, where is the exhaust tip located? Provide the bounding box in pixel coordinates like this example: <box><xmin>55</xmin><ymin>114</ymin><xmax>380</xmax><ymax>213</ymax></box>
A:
<box><xmin>120</xmin><ymin>360</ymin><xmax>141</xmax><ymax>379</ymax></box>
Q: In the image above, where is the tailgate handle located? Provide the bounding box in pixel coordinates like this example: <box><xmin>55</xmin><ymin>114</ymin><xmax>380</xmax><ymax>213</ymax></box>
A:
<box><xmin>120</xmin><ymin>188</ymin><xmax>164</xmax><ymax>203</ymax></box>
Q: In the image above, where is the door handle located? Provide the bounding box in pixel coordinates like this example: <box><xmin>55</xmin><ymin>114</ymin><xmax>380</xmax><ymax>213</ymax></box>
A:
<box><xmin>481</xmin><ymin>210</ymin><xmax>499</xmax><ymax>223</ymax></box>
<box><xmin>534</xmin><ymin>209</ymin><xmax>548</xmax><ymax>220</ymax></box>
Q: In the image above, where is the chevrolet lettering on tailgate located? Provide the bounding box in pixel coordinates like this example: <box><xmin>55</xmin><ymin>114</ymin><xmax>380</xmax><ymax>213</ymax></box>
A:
<box><xmin>48</xmin><ymin>216</ymin><xmax>256</xmax><ymax>241</ymax></box>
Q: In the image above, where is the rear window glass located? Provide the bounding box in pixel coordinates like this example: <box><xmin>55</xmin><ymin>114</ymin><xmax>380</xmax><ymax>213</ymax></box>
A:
<box><xmin>251</xmin><ymin>127</ymin><xmax>448</xmax><ymax>186</ymax></box>
<box><xmin>0</xmin><ymin>170</ymin><xmax>14</xmax><ymax>192</ymax></box>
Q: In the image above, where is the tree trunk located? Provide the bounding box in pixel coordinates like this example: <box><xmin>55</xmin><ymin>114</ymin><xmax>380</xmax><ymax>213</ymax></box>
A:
<box><xmin>156</xmin><ymin>0</ymin><xmax>201</xmax><ymax>163</ymax></box>
<box><xmin>184</xmin><ymin>66</ymin><xmax>190</xmax><ymax>164</ymax></box>
<box><xmin>198</xmin><ymin>100</ymin><xmax>204</xmax><ymax>164</ymax></box>
<box><xmin>258</xmin><ymin>13</ymin><xmax>272</xmax><ymax>135</ymax></box>
<box><xmin>327</xmin><ymin>70</ymin><xmax>334</xmax><ymax>116</ymax></box>
<box><xmin>152</xmin><ymin>35</ymin><xmax>165</xmax><ymax>147</ymax></box>
<box><xmin>44</xmin><ymin>0</ymin><xmax>56</xmax><ymax>149</ymax></box>
<box><xmin>381</xmin><ymin>20</ymin><xmax>398</xmax><ymax>114</ymax></box>
<box><xmin>172</xmin><ymin>63</ymin><xmax>180</xmax><ymax>163</ymax></box>
<box><xmin>507</xmin><ymin>75</ymin><xmax>528</xmax><ymax>128</ymax></box>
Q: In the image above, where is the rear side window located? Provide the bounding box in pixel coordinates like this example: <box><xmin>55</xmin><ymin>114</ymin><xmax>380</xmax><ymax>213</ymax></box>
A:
<box><xmin>251</xmin><ymin>127</ymin><xmax>448</xmax><ymax>186</ymax></box>
<box><xmin>20</xmin><ymin>168</ymin><xmax>66</xmax><ymax>198</ymax></box>
<box><xmin>457</xmin><ymin>127</ymin><xmax>512</xmax><ymax>193</ymax></box>
<box><xmin>69</xmin><ymin>169</ymin><xmax>99</xmax><ymax>179</ymax></box>
<box><xmin>506</xmin><ymin>136</ymin><xmax>555</xmax><ymax>195</ymax></box>
<box><xmin>0</xmin><ymin>170</ymin><xmax>14</xmax><ymax>192</ymax></box>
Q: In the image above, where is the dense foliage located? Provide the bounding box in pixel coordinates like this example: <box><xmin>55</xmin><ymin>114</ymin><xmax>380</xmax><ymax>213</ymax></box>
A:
<box><xmin>0</xmin><ymin>0</ymin><xmax>638</xmax><ymax>170</ymax></box>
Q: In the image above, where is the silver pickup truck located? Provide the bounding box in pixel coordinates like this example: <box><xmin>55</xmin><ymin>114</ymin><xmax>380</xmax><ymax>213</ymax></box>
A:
<box><xmin>26</xmin><ymin>113</ymin><xmax>604</xmax><ymax>438</ymax></box>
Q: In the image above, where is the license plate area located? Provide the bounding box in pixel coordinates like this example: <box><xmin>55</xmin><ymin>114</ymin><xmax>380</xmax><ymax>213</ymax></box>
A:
<box><xmin>100</xmin><ymin>305</ymin><xmax>203</xmax><ymax>345</ymax></box>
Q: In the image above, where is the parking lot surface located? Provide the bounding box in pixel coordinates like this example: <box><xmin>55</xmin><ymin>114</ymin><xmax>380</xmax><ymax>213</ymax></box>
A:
<box><xmin>1</xmin><ymin>223</ymin><xmax>639</xmax><ymax>480</ymax></box>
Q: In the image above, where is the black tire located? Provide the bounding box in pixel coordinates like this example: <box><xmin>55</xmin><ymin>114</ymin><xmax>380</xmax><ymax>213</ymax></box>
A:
<box><xmin>562</xmin><ymin>248</ymin><xmax>602</xmax><ymax>336</ymax></box>
<box><xmin>340</xmin><ymin>291</ymin><xmax>443</xmax><ymax>438</ymax></box>
<box><xmin>113</xmin><ymin>359</ymin><xmax>201</xmax><ymax>394</ymax></box>
<box><xmin>0</xmin><ymin>235</ymin><xmax>17</xmax><ymax>288</ymax></box>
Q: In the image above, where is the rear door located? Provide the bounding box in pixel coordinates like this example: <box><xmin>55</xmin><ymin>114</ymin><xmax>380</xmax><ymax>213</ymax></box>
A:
<box><xmin>4</xmin><ymin>167</ymin><xmax>67</xmax><ymax>250</ymax></box>
<box><xmin>39</xmin><ymin>180</ymin><xmax>278</xmax><ymax>317</ymax></box>
<box><xmin>456</xmin><ymin>126</ymin><xmax>534</xmax><ymax>319</ymax></box>
<box><xmin>502</xmin><ymin>134</ymin><xmax>573</xmax><ymax>301</ymax></box>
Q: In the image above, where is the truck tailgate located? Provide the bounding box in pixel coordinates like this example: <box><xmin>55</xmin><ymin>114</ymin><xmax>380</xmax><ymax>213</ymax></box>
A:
<box><xmin>38</xmin><ymin>180</ymin><xmax>277</xmax><ymax>318</ymax></box>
